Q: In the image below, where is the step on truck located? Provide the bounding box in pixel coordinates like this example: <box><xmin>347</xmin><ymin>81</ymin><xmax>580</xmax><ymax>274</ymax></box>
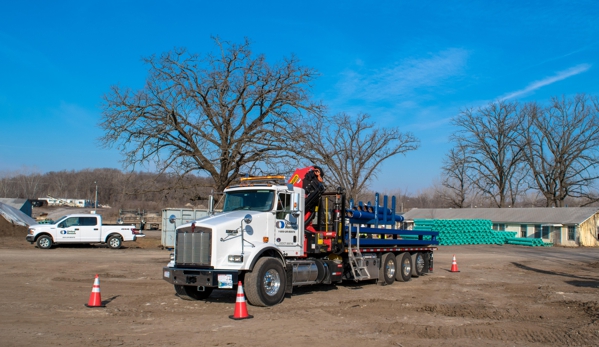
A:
<box><xmin>162</xmin><ymin>167</ymin><xmax>439</xmax><ymax>306</ymax></box>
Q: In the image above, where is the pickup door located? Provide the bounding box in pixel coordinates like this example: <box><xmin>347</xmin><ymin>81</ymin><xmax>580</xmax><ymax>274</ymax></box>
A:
<box><xmin>56</xmin><ymin>216</ymin><xmax>100</xmax><ymax>243</ymax></box>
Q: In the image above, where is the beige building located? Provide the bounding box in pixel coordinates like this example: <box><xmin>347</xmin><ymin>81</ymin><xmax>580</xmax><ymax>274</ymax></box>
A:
<box><xmin>402</xmin><ymin>207</ymin><xmax>599</xmax><ymax>247</ymax></box>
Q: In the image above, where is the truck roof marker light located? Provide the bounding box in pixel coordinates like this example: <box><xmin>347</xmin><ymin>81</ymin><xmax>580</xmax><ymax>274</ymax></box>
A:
<box><xmin>263</xmin><ymin>237</ymin><xmax>269</xmax><ymax>243</ymax></box>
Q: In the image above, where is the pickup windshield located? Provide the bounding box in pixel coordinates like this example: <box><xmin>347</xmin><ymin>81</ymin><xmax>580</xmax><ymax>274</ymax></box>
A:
<box><xmin>223</xmin><ymin>190</ymin><xmax>274</xmax><ymax>212</ymax></box>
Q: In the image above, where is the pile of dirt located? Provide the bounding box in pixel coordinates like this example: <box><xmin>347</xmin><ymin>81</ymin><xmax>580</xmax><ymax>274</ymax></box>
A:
<box><xmin>0</xmin><ymin>215</ymin><xmax>29</xmax><ymax>237</ymax></box>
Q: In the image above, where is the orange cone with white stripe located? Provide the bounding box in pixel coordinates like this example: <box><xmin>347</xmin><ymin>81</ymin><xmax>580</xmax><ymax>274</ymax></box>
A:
<box><xmin>450</xmin><ymin>255</ymin><xmax>460</xmax><ymax>273</ymax></box>
<box><xmin>229</xmin><ymin>281</ymin><xmax>253</xmax><ymax>320</ymax></box>
<box><xmin>85</xmin><ymin>274</ymin><xmax>105</xmax><ymax>307</ymax></box>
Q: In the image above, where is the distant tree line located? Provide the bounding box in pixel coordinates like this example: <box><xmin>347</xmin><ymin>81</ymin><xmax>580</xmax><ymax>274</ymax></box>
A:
<box><xmin>0</xmin><ymin>168</ymin><xmax>213</xmax><ymax>211</ymax></box>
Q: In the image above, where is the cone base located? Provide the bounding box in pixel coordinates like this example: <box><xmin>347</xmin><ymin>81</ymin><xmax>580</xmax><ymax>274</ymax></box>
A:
<box><xmin>229</xmin><ymin>314</ymin><xmax>253</xmax><ymax>320</ymax></box>
<box><xmin>84</xmin><ymin>304</ymin><xmax>106</xmax><ymax>308</ymax></box>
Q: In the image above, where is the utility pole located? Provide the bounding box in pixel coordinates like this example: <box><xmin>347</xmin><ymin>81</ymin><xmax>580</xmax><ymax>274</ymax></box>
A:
<box><xmin>94</xmin><ymin>181</ymin><xmax>98</xmax><ymax>211</ymax></box>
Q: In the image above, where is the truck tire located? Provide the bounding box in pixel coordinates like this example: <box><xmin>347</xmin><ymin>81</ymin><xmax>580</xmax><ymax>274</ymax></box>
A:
<box><xmin>395</xmin><ymin>252</ymin><xmax>412</xmax><ymax>282</ymax></box>
<box><xmin>107</xmin><ymin>235</ymin><xmax>122</xmax><ymax>249</ymax></box>
<box><xmin>174</xmin><ymin>285</ymin><xmax>214</xmax><ymax>300</ymax></box>
<box><xmin>36</xmin><ymin>235</ymin><xmax>53</xmax><ymax>249</ymax></box>
<box><xmin>244</xmin><ymin>257</ymin><xmax>286</xmax><ymax>307</ymax></box>
<box><xmin>411</xmin><ymin>252</ymin><xmax>426</xmax><ymax>277</ymax></box>
<box><xmin>378</xmin><ymin>253</ymin><xmax>396</xmax><ymax>286</ymax></box>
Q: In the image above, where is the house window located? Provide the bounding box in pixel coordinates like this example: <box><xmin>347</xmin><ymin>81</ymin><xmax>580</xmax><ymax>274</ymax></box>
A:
<box><xmin>535</xmin><ymin>225</ymin><xmax>541</xmax><ymax>238</ymax></box>
<box><xmin>541</xmin><ymin>226</ymin><xmax>550</xmax><ymax>239</ymax></box>
<box><xmin>568</xmin><ymin>226</ymin><xmax>576</xmax><ymax>241</ymax></box>
<box><xmin>492</xmin><ymin>223</ymin><xmax>506</xmax><ymax>231</ymax></box>
<box><xmin>520</xmin><ymin>225</ymin><xmax>527</xmax><ymax>238</ymax></box>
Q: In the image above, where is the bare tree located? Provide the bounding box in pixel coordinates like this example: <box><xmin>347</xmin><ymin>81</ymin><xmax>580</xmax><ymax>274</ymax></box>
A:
<box><xmin>440</xmin><ymin>145</ymin><xmax>472</xmax><ymax>208</ymax></box>
<box><xmin>295</xmin><ymin>112</ymin><xmax>419</xmax><ymax>202</ymax></box>
<box><xmin>521</xmin><ymin>94</ymin><xmax>599</xmax><ymax>207</ymax></box>
<box><xmin>100</xmin><ymin>38</ymin><xmax>323</xmax><ymax>192</ymax></box>
<box><xmin>452</xmin><ymin>101</ymin><xmax>526</xmax><ymax>207</ymax></box>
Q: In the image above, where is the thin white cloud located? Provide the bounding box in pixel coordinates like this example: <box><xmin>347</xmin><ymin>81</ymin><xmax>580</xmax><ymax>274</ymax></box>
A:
<box><xmin>501</xmin><ymin>64</ymin><xmax>591</xmax><ymax>101</ymax></box>
<box><xmin>335</xmin><ymin>48</ymin><xmax>469</xmax><ymax>103</ymax></box>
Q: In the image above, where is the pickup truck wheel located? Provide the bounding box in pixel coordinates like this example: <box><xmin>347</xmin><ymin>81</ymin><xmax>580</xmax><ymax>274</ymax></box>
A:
<box><xmin>36</xmin><ymin>235</ymin><xmax>53</xmax><ymax>249</ymax></box>
<box><xmin>107</xmin><ymin>235</ymin><xmax>122</xmax><ymax>249</ymax></box>
<box><xmin>395</xmin><ymin>252</ymin><xmax>412</xmax><ymax>282</ymax></box>
<box><xmin>174</xmin><ymin>285</ymin><xmax>214</xmax><ymax>300</ymax></box>
<box><xmin>244</xmin><ymin>257</ymin><xmax>286</xmax><ymax>307</ymax></box>
<box><xmin>411</xmin><ymin>252</ymin><xmax>426</xmax><ymax>277</ymax></box>
<box><xmin>378</xmin><ymin>253</ymin><xmax>396</xmax><ymax>285</ymax></box>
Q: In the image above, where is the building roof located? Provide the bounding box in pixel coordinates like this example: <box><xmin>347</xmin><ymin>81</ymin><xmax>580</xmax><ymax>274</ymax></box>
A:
<box><xmin>0</xmin><ymin>198</ymin><xmax>29</xmax><ymax>210</ymax></box>
<box><xmin>402</xmin><ymin>207</ymin><xmax>599</xmax><ymax>225</ymax></box>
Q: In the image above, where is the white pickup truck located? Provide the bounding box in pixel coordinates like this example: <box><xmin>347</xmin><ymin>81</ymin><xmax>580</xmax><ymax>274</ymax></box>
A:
<box><xmin>26</xmin><ymin>214</ymin><xmax>144</xmax><ymax>249</ymax></box>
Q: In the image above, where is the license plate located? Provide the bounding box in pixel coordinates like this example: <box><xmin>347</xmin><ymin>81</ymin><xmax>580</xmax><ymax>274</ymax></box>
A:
<box><xmin>163</xmin><ymin>270</ymin><xmax>170</xmax><ymax>278</ymax></box>
<box><xmin>218</xmin><ymin>274</ymin><xmax>233</xmax><ymax>288</ymax></box>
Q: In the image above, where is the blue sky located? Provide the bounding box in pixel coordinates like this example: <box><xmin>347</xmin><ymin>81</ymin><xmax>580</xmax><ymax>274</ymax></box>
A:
<box><xmin>1</xmin><ymin>1</ymin><xmax>598</xmax><ymax>194</ymax></box>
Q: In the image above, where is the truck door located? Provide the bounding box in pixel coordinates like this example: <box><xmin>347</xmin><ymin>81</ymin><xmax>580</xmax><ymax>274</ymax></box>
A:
<box><xmin>56</xmin><ymin>217</ymin><xmax>81</xmax><ymax>242</ymax></box>
<box><xmin>79</xmin><ymin>216</ymin><xmax>101</xmax><ymax>242</ymax></box>
<box><xmin>274</xmin><ymin>192</ymin><xmax>302</xmax><ymax>253</ymax></box>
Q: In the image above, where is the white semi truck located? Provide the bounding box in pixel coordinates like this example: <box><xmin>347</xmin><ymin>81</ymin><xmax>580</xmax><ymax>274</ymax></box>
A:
<box><xmin>26</xmin><ymin>214</ymin><xmax>144</xmax><ymax>249</ymax></box>
<box><xmin>163</xmin><ymin>167</ymin><xmax>438</xmax><ymax>306</ymax></box>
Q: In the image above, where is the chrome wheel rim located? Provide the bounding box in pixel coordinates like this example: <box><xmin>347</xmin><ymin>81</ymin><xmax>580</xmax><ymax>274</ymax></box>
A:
<box><xmin>263</xmin><ymin>269</ymin><xmax>281</xmax><ymax>296</ymax></box>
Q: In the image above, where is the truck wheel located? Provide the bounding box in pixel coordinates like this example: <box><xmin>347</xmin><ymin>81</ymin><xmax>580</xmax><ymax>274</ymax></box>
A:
<box><xmin>395</xmin><ymin>252</ymin><xmax>412</xmax><ymax>282</ymax></box>
<box><xmin>378</xmin><ymin>253</ymin><xmax>396</xmax><ymax>285</ymax></box>
<box><xmin>36</xmin><ymin>235</ymin><xmax>53</xmax><ymax>249</ymax></box>
<box><xmin>411</xmin><ymin>252</ymin><xmax>426</xmax><ymax>277</ymax></box>
<box><xmin>107</xmin><ymin>235</ymin><xmax>122</xmax><ymax>249</ymax></box>
<box><xmin>244</xmin><ymin>257</ymin><xmax>286</xmax><ymax>307</ymax></box>
<box><xmin>174</xmin><ymin>285</ymin><xmax>214</xmax><ymax>300</ymax></box>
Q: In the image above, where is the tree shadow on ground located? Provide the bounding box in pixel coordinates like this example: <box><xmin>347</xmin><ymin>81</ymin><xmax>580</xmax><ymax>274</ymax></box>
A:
<box><xmin>511</xmin><ymin>262</ymin><xmax>599</xmax><ymax>288</ymax></box>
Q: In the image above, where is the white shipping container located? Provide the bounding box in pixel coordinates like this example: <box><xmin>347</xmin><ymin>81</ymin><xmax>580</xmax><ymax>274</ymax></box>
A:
<box><xmin>161</xmin><ymin>208</ymin><xmax>210</xmax><ymax>248</ymax></box>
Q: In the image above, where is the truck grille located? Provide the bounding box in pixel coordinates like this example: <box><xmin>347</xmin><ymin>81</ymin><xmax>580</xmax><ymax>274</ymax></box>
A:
<box><xmin>176</xmin><ymin>230</ymin><xmax>211</xmax><ymax>266</ymax></box>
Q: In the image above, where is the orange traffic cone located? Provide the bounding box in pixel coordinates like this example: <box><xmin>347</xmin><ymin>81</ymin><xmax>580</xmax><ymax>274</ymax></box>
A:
<box><xmin>450</xmin><ymin>255</ymin><xmax>460</xmax><ymax>273</ymax></box>
<box><xmin>85</xmin><ymin>274</ymin><xmax>105</xmax><ymax>308</ymax></box>
<box><xmin>229</xmin><ymin>281</ymin><xmax>253</xmax><ymax>320</ymax></box>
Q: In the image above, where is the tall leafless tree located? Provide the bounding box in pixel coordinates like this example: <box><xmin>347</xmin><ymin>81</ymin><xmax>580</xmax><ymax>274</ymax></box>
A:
<box><xmin>100</xmin><ymin>38</ymin><xmax>323</xmax><ymax>192</ymax></box>
<box><xmin>439</xmin><ymin>145</ymin><xmax>472</xmax><ymax>208</ymax></box>
<box><xmin>294</xmin><ymin>112</ymin><xmax>419</xmax><ymax>202</ymax></box>
<box><xmin>451</xmin><ymin>100</ymin><xmax>526</xmax><ymax>207</ymax></box>
<box><xmin>520</xmin><ymin>94</ymin><xmax>599</xmax><ymax>207</ymax></box>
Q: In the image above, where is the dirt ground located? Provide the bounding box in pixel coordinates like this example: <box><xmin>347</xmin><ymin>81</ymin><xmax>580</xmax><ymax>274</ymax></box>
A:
<box><xmin>1</xmin><ymin>227</ymin><xmax>599</xmax><ymax>347</ymax></box>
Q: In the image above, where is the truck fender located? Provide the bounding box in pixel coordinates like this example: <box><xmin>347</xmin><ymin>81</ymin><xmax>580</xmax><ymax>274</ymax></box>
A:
<box><xmin>35</xmin><ymin>232</ymin><xmax>53</xmax><ymax>242</ymax></box>
<box><xmin>246</xmin><ymin>246</ymin><xmax>286</xmax><ymax>271</ymax></box>
<box><xmin>104</xmin><ymin>233</ymin><xmax>123</xmax><ymax>243</ymax></box>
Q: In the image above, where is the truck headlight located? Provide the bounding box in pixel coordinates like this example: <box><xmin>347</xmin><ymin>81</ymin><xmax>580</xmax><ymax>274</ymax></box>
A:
<box><xmin>228</xmin><ymin>255</ymin><xmax>244</xmax><ymax>263</ymax></box>
<box><xmin>28</xmin><ymin>228</ymin><xmax>35</xmax><ymax>235</ymax></box>
<box><xmin>170</xmin><ymin>253</ymin><xmax>174</xmax><ymax>261</ymax></box>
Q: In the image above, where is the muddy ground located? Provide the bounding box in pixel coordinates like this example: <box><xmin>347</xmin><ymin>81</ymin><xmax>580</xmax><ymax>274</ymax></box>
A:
<box><xmin>1</xmin><ymin>228</ymin><xmax>599</xmax><ymax>347</ymax></box>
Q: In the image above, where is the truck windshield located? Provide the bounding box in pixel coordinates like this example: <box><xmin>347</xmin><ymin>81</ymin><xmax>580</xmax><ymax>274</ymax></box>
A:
<box><xmin>54</xmin><ymin>216</ymin><xmax>67</xmax><ymax>225</ymax></box>
<box><xmin>222</xmin><ymin>190</ymin><xmax>274</xmax><ymax>212</ymax></box>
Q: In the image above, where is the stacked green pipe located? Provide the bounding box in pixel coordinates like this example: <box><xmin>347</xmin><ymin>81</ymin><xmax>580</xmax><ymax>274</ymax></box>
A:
<box><xmin>413</xmin><ymin>219</ymin><xmax>523</xmax><ymax>246</ymax></box>
<box><xmin>505</xmin><ymin>237</ymin><xmax>553</xmax><ymax>247</ymax></box>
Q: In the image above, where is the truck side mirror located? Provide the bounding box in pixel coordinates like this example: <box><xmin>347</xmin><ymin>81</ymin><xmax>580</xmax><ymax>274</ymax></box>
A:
<box><xmin>291</xmin><ymin>193</ymin><xmax>301</xmax><ymax>218</ymax></box>
<box><xmin>168</xmin><ymin>215</ymin><xmax>176</xmax><ymax>224</ymax></box>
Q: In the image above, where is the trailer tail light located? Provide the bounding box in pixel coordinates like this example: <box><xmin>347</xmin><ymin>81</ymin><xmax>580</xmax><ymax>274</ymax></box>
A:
<box><xmin>263</xmin><ymin>237</ymin><xmax>269</xmax><ymax>243</ymax></box>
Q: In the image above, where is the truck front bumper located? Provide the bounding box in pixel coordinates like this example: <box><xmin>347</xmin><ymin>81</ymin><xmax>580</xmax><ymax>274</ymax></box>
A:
<box><xmin>163</xmin><ymin>267</ymin><xmax>238</xmax><ymax>289</ymax></box>
<box><xmin>26</xmin><ymin>235</ymin><xmax>34</xmax><ymax>243</ymax></box>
